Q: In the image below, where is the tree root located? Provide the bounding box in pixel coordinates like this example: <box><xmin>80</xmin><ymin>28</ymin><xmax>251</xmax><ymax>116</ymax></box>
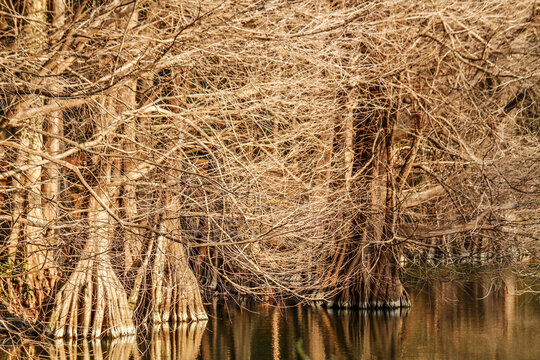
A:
<box><xmin>130</xmin><ymin>225</ymin><xmax>208</xmax><ymax>325</ymax></box>
<box><xmin>46</xmin><ymin>251</ymin><xmax>136</xmax><ymax>338</ymax></box>
<box><xmin>46</xmin><ymin>196</ymin><xmax>135</xmax><ymax>339</ymax></box>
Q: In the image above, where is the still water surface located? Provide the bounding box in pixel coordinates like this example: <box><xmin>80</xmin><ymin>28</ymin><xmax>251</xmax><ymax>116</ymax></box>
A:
<box><xmin>1</xmin><ymin>275</ymin><xmax>539</xmax><ymax>359</ymax></box>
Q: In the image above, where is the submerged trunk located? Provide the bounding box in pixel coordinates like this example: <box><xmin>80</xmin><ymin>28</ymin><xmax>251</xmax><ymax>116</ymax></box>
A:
<box><xmin>47</xmin><ymin>107</ymin><xmax>207</xmax><ymax>338</ymax></box>
<box><xmin>332</xmin><ymin>91</ymin><xmax>410</xmax><ymax>309</ymax></box>
<box><xmin>46</xmin><ymin>184</ymin><xmax>136</xmax><ymax>338</ymax></box>
<box><xmin>127</xmin><ymin>224</ymin><xmax>208</xmax><ymax>325</ymax></box>
<box><xmin>128</xmin><ymin>178</ymin><xmax>208</xmax><ymax>325</ymax></box>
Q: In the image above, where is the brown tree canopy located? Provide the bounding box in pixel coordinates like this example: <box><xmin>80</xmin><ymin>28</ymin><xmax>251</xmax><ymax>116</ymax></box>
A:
<box><xmin>0</xmin><ymin>0</ymin><xmax>538</xmax><ymax>339</ymax></box>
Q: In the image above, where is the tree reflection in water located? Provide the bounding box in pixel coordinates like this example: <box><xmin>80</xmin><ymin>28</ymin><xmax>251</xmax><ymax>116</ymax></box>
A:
<box><xmin>198</xmin><ymin>278</ymin><xmax>539</xmax><ymax>360</ymax></box>
<box><xmin>197</xmin><ymin>303</ymin><xmax>408</xmax><ymax>360</ymax></box>
<box><xmin>0</xmin><ymin>337</ymin><xmax>139</xmax><ymax>360</ymax></box>
<box><xmin>146</xmin><ymin>323</ymin><xmax>207</xmax><ymax>360</ymax></box>
<box><xmin>1</xmin><ymin>278</ymin><xmax>538</xmax><ymax>359</ymax></box>
<box><xmin>0</xmin><ymin>322</ymin><xmax>207</xmax><ymax>360</ymax></box>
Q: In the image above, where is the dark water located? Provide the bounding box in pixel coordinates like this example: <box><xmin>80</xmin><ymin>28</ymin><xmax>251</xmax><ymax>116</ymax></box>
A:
<box><xmin>1</xmin><ymin>274</ymin><xmax>539</xmax><ymax>359</ymax></box>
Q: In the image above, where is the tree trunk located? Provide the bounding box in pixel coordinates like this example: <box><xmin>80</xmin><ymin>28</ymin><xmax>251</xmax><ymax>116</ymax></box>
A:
<box><xmin>128</xmin><ymin>183</ymin><xmax>208</xmax><ymax>325</ymax></box>
<box><xmin>3</xmin><ymin>0</ymin><xmax>57</xmax><ymax>317</ymax></box>
<box><xmin>333</xmin><ymin>93</ymin><xmax>410</xmax><ymax>309</ymax></box>
<box><xmin>46</xmin><ymin>187</ymin><xmax>136</xmax><ymax>338</ymax></box>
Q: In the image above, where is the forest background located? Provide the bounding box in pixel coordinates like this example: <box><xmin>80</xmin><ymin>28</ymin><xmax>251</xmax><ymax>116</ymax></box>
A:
<box><xmin>0</xmin><ymin>0</ymin><xmax>538</xmax><ymax>339</ymax></box>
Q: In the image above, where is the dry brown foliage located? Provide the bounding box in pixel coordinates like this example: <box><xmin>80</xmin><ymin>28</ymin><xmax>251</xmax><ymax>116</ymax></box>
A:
<box><xmin>0</xmin><ymin>0</ymin><xmax>538</xmax><ymax>338</ymax></box>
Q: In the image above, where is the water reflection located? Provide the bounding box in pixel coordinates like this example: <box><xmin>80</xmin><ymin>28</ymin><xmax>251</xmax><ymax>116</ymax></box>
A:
<box><xmin>1</xmin><ymin>276</ymin><xmax>538</xmax><ymax>360</ymax></box>
<box><xmin>199</xmin><ymin>303</ymin><xmax>409</xmax><ymax>360</ymax></box>
<box><xmin>402</xmin><ymin>275</ymin><xmax>540</xmax><ymax>360</ymax></box>
<box><xmin>146</xmin><ymin>323</ymin><xmax>207</xmax><ymax>360</ymax></box>
<box><xmin>0</xmin><ymin>322</ymin><xmax>207</xmax><ymax>360</ymax></box>
<box><xmin>199</xmin><ymin>276</ymin><xmax>539</xmax><ymax>360</ymax></box>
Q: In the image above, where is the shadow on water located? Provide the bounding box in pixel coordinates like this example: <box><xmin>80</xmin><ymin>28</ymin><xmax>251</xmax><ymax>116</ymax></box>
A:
<box><xmin>1</xmin><ymin>273</ymin><xmax>539</xmax><ymax>359</ymax></box>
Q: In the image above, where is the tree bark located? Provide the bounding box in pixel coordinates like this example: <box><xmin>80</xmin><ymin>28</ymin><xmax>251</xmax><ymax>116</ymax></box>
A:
<box><xmin>3</xmin><ymin>0</ymin><xmax>58</xmax><ymax>317</ymax></box>
<box><xmin>46</xmin><ymin>184</ymin><xmax>136</xmax><ymax>338</ymax></box>
<box><xmin>333</xmin><ymin>93</ymin><xmax>410</xmax><ymax>309</ymax></box>
<box><xmin>128</xmin><ymin>185</ymin><xmax>208</xmax><ymax>325</ymax></box>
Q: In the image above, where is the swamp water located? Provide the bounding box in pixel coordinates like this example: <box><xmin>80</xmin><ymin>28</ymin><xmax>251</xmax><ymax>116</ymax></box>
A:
<box><xmin>1</xmin><ymin>274</ymin><xmax>539</xmax><ymax>359</ymax></box>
